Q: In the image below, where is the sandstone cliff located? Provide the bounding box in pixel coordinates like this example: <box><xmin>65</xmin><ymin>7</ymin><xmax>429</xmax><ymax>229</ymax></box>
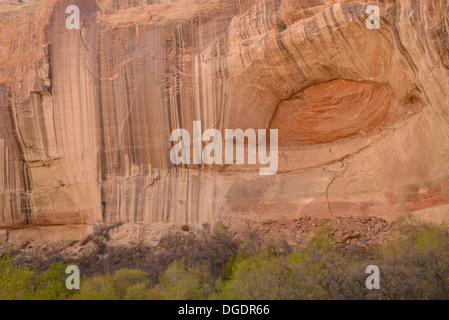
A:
<box><xmin>1</xmin><ymin>0</ymin><xmax>449</xmax><ymax>239</ymax></box>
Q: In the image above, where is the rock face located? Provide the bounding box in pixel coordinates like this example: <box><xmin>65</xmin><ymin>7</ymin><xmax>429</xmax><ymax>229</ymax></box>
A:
<box><xmin>1</xmin><ymin>0</ymin><xmax>449</xmax><ymax>237</ymax></box>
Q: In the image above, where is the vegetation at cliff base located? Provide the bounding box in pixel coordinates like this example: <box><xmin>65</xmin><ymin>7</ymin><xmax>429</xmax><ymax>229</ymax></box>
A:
<box><xmin>1</xmin><ymin>220</ymin><xmax>449</xmax><ymax>300</ymax></box>
<box><xmin>0</xmin><ymin>253</ymin><xmax>71</xmax><ymax>300</ymax></box>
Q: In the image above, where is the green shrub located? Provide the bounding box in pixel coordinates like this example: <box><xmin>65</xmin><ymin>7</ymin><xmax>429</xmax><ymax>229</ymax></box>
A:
<box><xmin>213</xmin><ymin>227</ymin><xmax>365</xmax><ymax>300</ymax></box>
<box><xmin>215</xmin><ymin>250</ymin><xmax>287</xmax><ymax>300</ymax></box>
<box><xmin>156</xmin><ymin>259</ymin><xmax>214</xmax><ymax>300</ymax></box>
<box><xmin>0</xmin><ymin>251</ymin><xmax>35</xmax><ymax>300</ymax></box>
<box><xmin>284</xmin><ymin>250</ymin><xmax>329</xmax><ymax>299</ymax></box>
<box><xmin>0</xmin><ymin>251</ymin><xmax>71</xmax><ymax>300</ymax></box>
<box><xmin>276</xmin><ymin>20</ymin><xmax>287</xmax><ymax>31</ymax></box>
<box><xmin>74</xmin><ymin>268</ymin><xmax>151</xmax><ymax>300</ymax></box>
<box><xmin>34</xmin><ymin>262</ymin><xmax>72</xmax><ymax>300</ymax></box>
<box><xmin>74</xmin><ymin>273</ymin><xmax>119</xmax><ymax>300</ymax></box>
<box><xmin>123</xmin><ymin>282</ymin><xmax>152</xmax><ymax>300</ymax></box>
<box><xmin>378</xmin><ymin>223</ymin><xmax>449</xmax><ymax>299</ymax></box>
<box><xmin>112</xmin><ymin>268</ymin><xmax>150</xmax><ymax>298</ymax></box>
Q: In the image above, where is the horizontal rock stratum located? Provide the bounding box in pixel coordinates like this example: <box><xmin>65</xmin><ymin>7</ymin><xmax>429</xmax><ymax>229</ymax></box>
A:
<box><xmin>1</xmin><ymin>0</ymin><xmax>449</xmax><ymax>237</ymax></box>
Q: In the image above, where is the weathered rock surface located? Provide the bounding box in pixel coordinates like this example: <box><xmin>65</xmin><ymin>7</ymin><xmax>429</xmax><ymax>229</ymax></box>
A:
<box><xmin>1</xmin><ymin>0</ymin><xmax>449</xmax><ymax>239</ymax></box>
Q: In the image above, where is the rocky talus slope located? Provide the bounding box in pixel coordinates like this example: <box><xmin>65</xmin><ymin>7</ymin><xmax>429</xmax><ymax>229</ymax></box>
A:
<box><xmin>1</xmin><ymin>0</ymin><xmax>449</xmax><ymax>241</ymax></box>
<box><xmin>0</xmin><ymin>216</ymin><xmax>392</xmax><ymax>276</ymax></box>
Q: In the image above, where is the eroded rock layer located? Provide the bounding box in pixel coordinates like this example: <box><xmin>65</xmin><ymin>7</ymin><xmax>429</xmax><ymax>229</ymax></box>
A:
<box><xmin>1</xmin><ymin>0</ymin><xmax>449</xmax><ymax>235</ymax></box>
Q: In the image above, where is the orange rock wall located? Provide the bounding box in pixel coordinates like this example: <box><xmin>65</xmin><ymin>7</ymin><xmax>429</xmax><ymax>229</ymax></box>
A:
<box><xmin>1</xmin><ymin>0</ymin><xmax>449</xmax><ymax>231</ymax></box>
